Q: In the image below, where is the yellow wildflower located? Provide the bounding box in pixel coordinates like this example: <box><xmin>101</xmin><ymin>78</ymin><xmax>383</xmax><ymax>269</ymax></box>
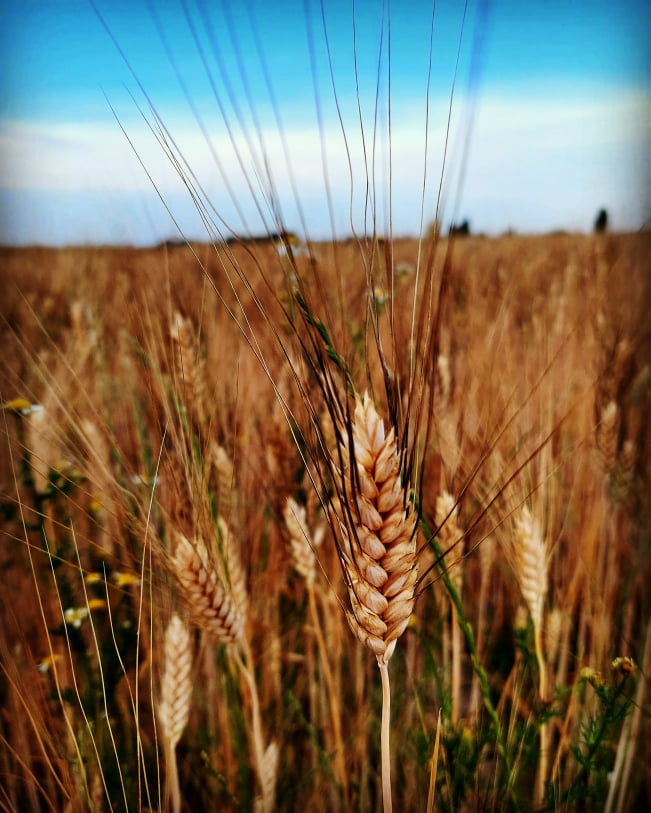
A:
<box><xmin>112</xmin><ymin>572</ymin><xmax>140</xmax><ymax>588</ymax></box>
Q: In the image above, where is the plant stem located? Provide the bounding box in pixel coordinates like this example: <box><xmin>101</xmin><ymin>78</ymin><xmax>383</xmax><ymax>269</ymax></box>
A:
<box><xmin>534</xmin><ymin>624</ymin><xmax>549</xmax><ymax>806</ymax></box>
<box><xmin>426</xmin><ymin>529</ymin><xmax>519</xmax><ymax>809</ymax></box>
<box><xmin>165</xmin><ymin>741</ymin><xmax>181</xmax><ymax>813</ymax></box>
<box><xmin>378</xmin><ymin>658</ymin><xmax>393</xmax><ymax>813</ymax></box>
<box><xmin>309</xmin><ymin>584</ymin><xmax>349</xmax><ymax>803</ymax></box>
<box><xmin>234</xmin><ymin>643</ymin><xmax>267</xmax><ymax>804</ymax></box>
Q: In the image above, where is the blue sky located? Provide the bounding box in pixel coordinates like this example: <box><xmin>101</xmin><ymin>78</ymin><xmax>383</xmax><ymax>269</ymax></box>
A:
<box><xmin>0</xmin><ymin>0</ymin><xmax>649</xmax><ymax>245</ymax></box>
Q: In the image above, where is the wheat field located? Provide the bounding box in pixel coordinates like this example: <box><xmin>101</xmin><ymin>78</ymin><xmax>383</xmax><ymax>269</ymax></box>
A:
<box><xmin>1</xmin><ymin>3</ymin><xmax>650</xmax><ymax>811</ymax></box>
<box><xmin>1</xmin><ymin>227</ymin><xmax>649</xmax><ymax>811</ymax></box>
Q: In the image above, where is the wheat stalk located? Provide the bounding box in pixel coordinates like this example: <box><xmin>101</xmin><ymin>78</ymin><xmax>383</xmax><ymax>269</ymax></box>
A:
<box><xmin>330</xmin><ymin>391</ymin><xmax>418</xmax><ymax>812</ymax></box>
<box><xmin>435</xmin><ymin>490</ymin><xmax>465</xmax><ymax>725</ymax></box>
<box><xmin>283</xmin><ymin>496</ymin><xmax>348</xmax><ymax>803</ymax></box>
<box><xmin>513</xmin><ymin>504</ymin><xmax>549</xmax><ymax>805</ymax></box>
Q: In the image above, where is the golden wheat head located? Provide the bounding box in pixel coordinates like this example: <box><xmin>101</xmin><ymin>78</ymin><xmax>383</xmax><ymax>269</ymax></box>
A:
<box><xmin>173</xmin><ymin>532</ymin><xmax>245</xmax><ymax>645</ymax></box>
<box><xmin>333</xmin><ymin>392</ymin><xmax>418</xmax><ymax>664</ymax></box>
<box><xmin>158</xmin><ymin>613</ymin><xmax>193</xmax><ymax>750</ymax></box>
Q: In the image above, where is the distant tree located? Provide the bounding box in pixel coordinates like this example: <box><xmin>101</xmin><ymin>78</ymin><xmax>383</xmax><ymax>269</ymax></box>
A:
<box><xmin>594</xmin><ymin>208</ymin><xmax>608</xmax><ymax>233</ymax></box>
<box><xmin>449</xmin><ymin>219</ymin><xmax>471</xmax><ymax>237</ymax></box>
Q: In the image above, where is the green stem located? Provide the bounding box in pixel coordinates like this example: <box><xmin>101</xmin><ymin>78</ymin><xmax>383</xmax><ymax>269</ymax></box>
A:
<box><xmin>563</xmin><ymin>678</ymin><xmax>629</xmax><ymax>803</ymax></box>
<box><xmin>426</xmin><ymin>526</ymin><xmax>518</xmax><ymax>808</ymax></box>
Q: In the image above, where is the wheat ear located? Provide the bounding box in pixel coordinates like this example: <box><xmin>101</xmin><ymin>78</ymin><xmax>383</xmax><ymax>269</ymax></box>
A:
<box><xmin>513</xmin><ymin>505</ymin><xmax>549</xmax><ymax>805</ymax></box>
<box><xmin>170</xmin><ymin>310</ymin><xmax>207</xmax><ymax>426</ymax></box>
<box><xmin>337</xmin><ymin>393</ymin><xmax>418</xmax><ymax>665</ymax></box>
<box><xmin>158</xmin><ymin>614</ymin><xmax>192</xmax><ymax>813</ymax></box>
<box><xmin>208</xmin><ymin>442</ymin><xmax>234</xmax><ymax>514</ymax></box>
<box><xmin>513</xmin><ymin>505</ymin><xmax>548</xmax><ymax>697</ymax></box>
<box><xmin>173</xmin><ymin>528</ymin><xmax>274</xmax><ymax>809</ymax></box>
<box><xmin>172</xmin><ymin>533</ymin><xmax>245</xmax><ymax>645</ymax></box>
<box><xmin>253</xmin><ymin>740</ymin><xmax>279</xmax><ymax>813</ymax></box>
<box><xmin>283</xmin><ymin>497</ymin><xmax>319</xmax><ymax>589</ymax></box>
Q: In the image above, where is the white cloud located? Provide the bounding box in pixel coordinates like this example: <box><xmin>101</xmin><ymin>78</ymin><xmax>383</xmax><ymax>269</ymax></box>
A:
<box><xmin>1</xmin><ymin>86</ymin><xmax>649</xmax><ymax>243</ymax></box>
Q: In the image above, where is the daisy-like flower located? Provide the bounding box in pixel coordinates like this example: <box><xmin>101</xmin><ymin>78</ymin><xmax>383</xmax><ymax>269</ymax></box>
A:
<box><xmin>37</xmin><ymin>653</ymin><xmax>63</xmax><ymax>674</ymax></box>
<box><xmin>372</xmin><ymin>286</ymin><xmax>390</xmax><ymax>307</ymax></box>
<box><xmin>3</xmin><ymin>398</ymin><xmax>44</xmax><ymax>416</ymax></box>
<box><xmin>64</xmin><ymin>607</ymin><xmax>89</xmax><ymax>628</ymax></box>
